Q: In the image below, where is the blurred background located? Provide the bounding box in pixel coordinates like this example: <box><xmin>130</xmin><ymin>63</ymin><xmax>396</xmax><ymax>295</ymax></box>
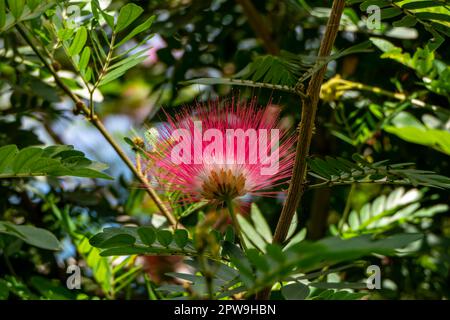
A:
<box><xmin>0</xmin><ymin>0</ymin><xmax>449</xmax><ymax>299</ymax></box>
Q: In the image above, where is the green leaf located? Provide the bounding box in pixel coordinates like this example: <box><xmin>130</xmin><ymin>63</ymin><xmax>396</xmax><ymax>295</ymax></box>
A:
<box><xmin>0</xmin><ymin>145</ymin><xmax>112</xmax><ymax>180</ymax></box>
<box><xmin>107</xmin><ymin>49</ymin><xmax>148</xmax><ymax>71</ymax></box>
<box><xmin>90</xmin><ymin>233</ymin><xmax>135</xmax><ymax>249</ymax></box>
<box><xmin>286</xmin><ymin>212</ymin><xmax>298</xmax><ymax>240</ymax></box>
<box><xmin>250</xmin><ymin>204</ymin><xmax>272</xmax><ymax>243</ymax></box>
<box><xmin>0</xmin><ymin>221</ymin><xmax>61</xmax><ymax>250</ymax></box>
<box><xmin>237</xmin><ymin>214</ymin><xmax>267</xmax><ymax>252</ymax></box>
<box><xmin>137</xmin><ymin>226</ymin><xmax>156</xmax><ymax>246</ymax></box>
<box><xmin>341</xmin><ymin>188</ymin><xmax>447</xmax><ymax>237</ymax></box>
<box><xmin>68</xmin><ymin>26</ymin><xmax>87</xmax><ymax>57</ymax></box>
<box><xmin>7</xmin><ymin>0</ymin><xmax>25</xmax><ymax>18</ymax></box>
<box><xmin>174</xmin><ymin>229</ymin><xmax>189</xmax><ymax>248</ymax></box>
<box><xmin>12</xmin><ymin>146</ymin><xmax>43</xmax><ymax>174</ymax></box>
<box><xmin>115</xmin><ymin>15</ymin><xmax>155</xmax><ymax>48</ymax></box>
<box><xmin>281</xmin><ymin>282</ymin><xmax>310</xmax><ymax>300</ymax></box>
<box><xmin>393</xmin><ymin>15</ymin><xmax>418</xmax><ymax>27</ymax></box>
<box><xmin>384</xmin><ymin>112</ymin><xmax>450</xmax><ymax>156</ymax></box>
<box><xmin>311</xmin><ymin>289</ymin><xmax>367</xmax><ymax>300</ymax></box>
<box><xmin>309</xmin><ymin>282</ymin><xmax>367</xmax><ymax>289</ymax></box>
<box><xmin>0</xmin><ymin>145</ymin><xmax>17</xmax><ymax>173</ymax></box>
<box><xmin>284</xmin><ymin>228</ymin><xmax>307</xmax><ymax>250</ymax></box>
<box><xmin>89</xmin><ymin>227</ymin><xmax>136</xmax><ymax>247</ymax></box>
<box><xmin>414</xmin><ymin>12</ymin><xmax>450</xmax><ymax>23</ymax></box>
<box><xmin>99</xmin><ymin>55</ymin><xmax>147</xmax><ymax>86</ymax></box>
<box><xmin>222</xmin><ymin>241</ymin><xmax>254</xmax><ymax>287</ymax></box>
<box><xmin>156</xmin><ymin>230</ymin><xmax>173</xmax><ymax>247</ymax></box>
<box><xmin>380</xmin><ymin>7</ymin><xmax>402</xmax><ymax>19</ymax></box>
<box><xmin>79</xmin><ymin>47</ymin><xmax>91</xmax><ymax>75</ymax></box>
<box><xmin>115</xmin><ymin>3</ymin><xmax>144</xmax><ymax>33</ymax></box>
<box><xmin>30</xmin><ymin>276</ymin><xmax>76</xmax><ymax>300</ymax></box>
<box><xmin>402</xmin><ymin>1</ymin><xmax>443</xmax><ymax>10</ymax></box>
<box><xmin>233</xmin><ymin>233</ymin><xmax>422</xmax><ymax>293</ymax></box>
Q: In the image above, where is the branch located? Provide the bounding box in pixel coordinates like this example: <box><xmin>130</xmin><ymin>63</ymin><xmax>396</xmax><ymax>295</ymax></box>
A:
<box><xmin>307</xmin><ymin>179</ymin><xmax>415</xmax><ymax>190</ymax></box>
<box><xmin>15</xmin><ymin>23</ymin><xmax>179</xmax><ymax>228</ymax></box>
<box><xmin>255</xmin><ymin>0</ymin><xmax>346</xmax><ymax>300</ymax></box>
<box><xmin>273</xmin><ymin>0</ymin><xmax>346</xmax><ymax>244</ymax></box>
<box><xmin>182</xmin><ymin>77</ymin><xmax>307</xmax><ymax>98</ymax></box>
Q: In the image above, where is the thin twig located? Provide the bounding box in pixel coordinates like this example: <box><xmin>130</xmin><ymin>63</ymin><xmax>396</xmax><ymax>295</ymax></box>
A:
<box><xmin>15</xmin><ymin>23</ymin><xmax>179</xmax><ymax>228</ymax></box>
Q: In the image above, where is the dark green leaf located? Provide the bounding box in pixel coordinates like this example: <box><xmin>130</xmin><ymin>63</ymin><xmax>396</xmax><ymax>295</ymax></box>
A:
<box><xmin>0</xmin><ymin>145</ymin><xmax>112</xmax><ymax>180</ymax></box>
<box><xmin>174</xmin><ymin>229</ymin><xmax>189</xmax><ymax>248</ymax></box>
<box><xmin>393</xmin><ymin>15</ymin><xmax>417</xmax><ymax>27</ymax></box>
<box><xmin>380</xmin><ymin>7</ymin><xmax>402</xmax><ymax>19</ymax></box>
<box><xmin>414</xmin><ymin>12</ymin><xmax>450</xmax><ymax>23</ymax></box>
<box><xmin>156</xmin><ymin>230</ymin><xmax>173</xmax><ymax>247</ymax></box>
<box><xmin>92</xmin><ymin>234</ymin><xmax>135</xmax><ymax>249</ymax></box>
<box><xmin>138</xmin><ymin>226</ymin><xmax>156</xmax><ymax>246</ymax></box>
<box><xmin>0</xmin><ymin>222</ymin><xmax>61</xmax><ymax>250</ymax></box>
<box><xmin>402</xmin><ymin>1</ymin><xmax>444</xmax><ymax>9</ymax></box>
<box><xmin>281</xmin><ymin>282</ymin><xmax>310</xmax><ymax>300</ymax></box>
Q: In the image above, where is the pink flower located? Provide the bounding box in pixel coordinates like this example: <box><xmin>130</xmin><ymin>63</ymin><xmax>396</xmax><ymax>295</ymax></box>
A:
<box><xmin>145</xmin><ymin>98</ymin><xmax>296</xmax><ymax>207</ymax></box>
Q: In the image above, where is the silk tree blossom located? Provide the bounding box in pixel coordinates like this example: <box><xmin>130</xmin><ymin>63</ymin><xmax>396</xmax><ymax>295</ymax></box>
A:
<box><xmin>145</xmin><ymin>98</ymin><xmax>296</xmax><ymax>206</ymax></box>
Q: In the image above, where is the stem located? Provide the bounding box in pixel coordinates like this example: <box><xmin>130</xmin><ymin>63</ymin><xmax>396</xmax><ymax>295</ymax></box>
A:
<box><xmin>15</xmin><ymin>23</ymin><xmax>179</xmax><ymax>228</ymax></box>
<box><xmin>272</xmin><ymin>0</ymin><xmax>346</xmax><ymax>245</ymax></box>
<box><xmin>226</xmin><ymin>199</ymin><xmax>247</xmax><ymax>251</ymax></box>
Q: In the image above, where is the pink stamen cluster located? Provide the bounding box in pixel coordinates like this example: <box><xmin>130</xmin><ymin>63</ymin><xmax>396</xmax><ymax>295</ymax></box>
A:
<box><xmin>146</xmin><ymin>98</ymin><xmax>296</xmax><ymax>206</ymax></box>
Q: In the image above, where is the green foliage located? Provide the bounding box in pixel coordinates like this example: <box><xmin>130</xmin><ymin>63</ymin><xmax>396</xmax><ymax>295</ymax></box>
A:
<box><xmin>383</xmin><ymin>112</ymin><xmax>450</xmax><ymax>155</ymax></box>
<box><xmin>237</xmin><ymin>203</ymin><xmax>306</xmax><ymax>252</ymax></box>
<box><xmin>310</xmin><ymin>289</ymin><xmax>368</xmax><ymax>300</ymax></box>
<box><xmin>308</xmin><ymin>155</ymin><xmax>450</xmax><ymax>189</ymax></box>
<box><xmin>1</xmin><ymin>0</ymin><xmax>449</xmax><ymax>301</ymax></box>
<box><xmin>349</xmin><ymin>0</ymin><xmax>450</xmax><ymax>38</ymax></box>
<box><xmin>370</xmin><ymin>37</ymin><xmax>450</xmax><ymax>96</ymax></box>
<box><xmin>0</xmin><ymin>145</ymin><xmax>112</xmax><ymax>179</ymax></box>
<box><xmin>89</xmin><ymin>226</ymin><xmax>202</xmax><ymax>258</ymax></box>
<box><xmin>337</xmin><ymin>187</ymin><xmax>448</xmax><ymax>237</ymax></box>
<box><xmin>159</xmin><ymin>259</ymin><xmax>242</xmax><ymax>299</ymax></box>
<box><xmin>0</xmin><ymin>0</ymin><xmax>55</xmax><ymax>32</ymax></box>
<box><xmin>184</xmin><ymin>41</ymin><xmax>372</xmax><ymax>94</ymax></box>
<box><xmin>223</xmin><ymin>233</ymin><xmax>422</xmax><ymax>294</ymax></box>
<box><xmin>52</xmin><ymin>1</ymin><xmax>155</xmax><ymax>98</ymax></box>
